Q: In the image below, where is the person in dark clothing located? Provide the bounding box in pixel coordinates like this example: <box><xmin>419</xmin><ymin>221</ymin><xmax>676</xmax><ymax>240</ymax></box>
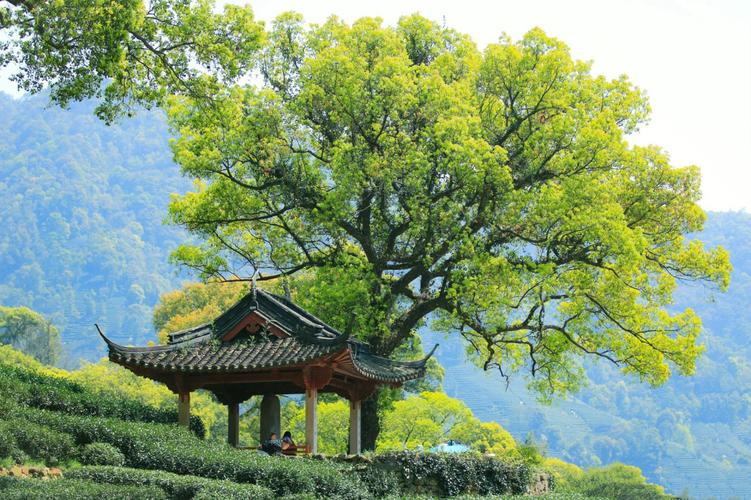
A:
<box><xmin>261</xmin><ymin>432</ymin><xmax>282</xmax><ymax>455</ymax></box>
<box><xmin>281</xmin><ymin>431</ymin><xmax>297</xmax><ymax>455</ymax></box>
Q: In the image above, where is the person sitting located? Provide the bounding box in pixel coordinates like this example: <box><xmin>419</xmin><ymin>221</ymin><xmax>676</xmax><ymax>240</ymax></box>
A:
<box><xmin>281</xmin><ymin>431</ymin><xmax>297</xmax><ymax>456</ymax></box>
<box><xmin>261</xmin><ymin>432</ymin><xmax>282</xmax><ymax>455</ymax></box>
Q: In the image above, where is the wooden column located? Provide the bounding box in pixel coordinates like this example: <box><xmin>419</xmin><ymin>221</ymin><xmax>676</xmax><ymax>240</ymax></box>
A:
<box><xmin>227</xmin><ymin>402</ymin><xmax>240</xmax><ymax>447</ymax></box>
<box><xmin>349</xmin><ymin>399</ymin><xmax>361</xmax><ymax>455</ymax></box>
<box><xmin>178</xmin><ymin>392</ymin><xmax>190</xmax><ymax>429</ymax></box>
<box><xmin>305</xmin><ymin>387</ymin><xmax>318</xmax><ymax>454</ymax></box>
<box><xmin>302</xmin><ymin>366</ymin><xmax>330</xmax><ymax>455</ymax></box>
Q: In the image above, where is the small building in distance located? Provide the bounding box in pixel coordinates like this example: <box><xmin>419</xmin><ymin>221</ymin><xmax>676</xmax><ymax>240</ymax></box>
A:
<box><xmin>98</xmin><ymin>286</ymin><xmax>435</xmax><ymax>454</ymax></box>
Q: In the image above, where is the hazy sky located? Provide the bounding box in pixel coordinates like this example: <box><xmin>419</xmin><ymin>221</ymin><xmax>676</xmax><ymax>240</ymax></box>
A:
<box><xmin>2</xmin><ymin>0</ymin><xmax>749</xmax><ymax>211</ymax></box>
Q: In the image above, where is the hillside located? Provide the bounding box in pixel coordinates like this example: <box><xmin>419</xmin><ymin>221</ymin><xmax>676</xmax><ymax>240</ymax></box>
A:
<box><xmin>0</xmin><ymin>92</ymin><xmax>748</xmax><ymax>498</ymax></box>
<box><xmin>0</xmin><ymin>92</ymin><xmax>190</xmax><ymax>365</ymax></box>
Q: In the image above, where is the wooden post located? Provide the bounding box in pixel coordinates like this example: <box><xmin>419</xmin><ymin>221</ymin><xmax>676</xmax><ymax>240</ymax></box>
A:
<box><xmin>305</xmin><ymin>387</ymin><xmax>318</xmax><ymax>454</ymax></box>
<box><xmin>178</xmin><ymin>392</ymin><xmax>190</xmax><ymax>429</ymax></box>
<box><xmin>349</xmin><ymin>399</ymin><xmax>361</xmax><ymax>455</ymax></box>
<box><xmin>228</xmin><ymin>402</ymin><xmax>240</xmax><ymax>447</ymax></box>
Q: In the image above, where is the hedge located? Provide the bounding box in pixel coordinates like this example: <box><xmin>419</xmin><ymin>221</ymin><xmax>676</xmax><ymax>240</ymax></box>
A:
<box><xmin>358</xmin><ymin>451</ymin><xmax>532</xmax><ymax>497</ymax></box>
<box><xmin>68</xmin><ymin>466</ymin><xmax>275</xmax><ymax>499</ymax></box>
<box><xmin>0</xmin><ymin>364</ymin><xmax>205</xmax><ymax>437</ymax></box>
<box><xmin>6</xmin><ymin>405</ymin><xmax>367</xmax><ymax>498</ymax></box>
<box><xmin>0</xmin><ymin>477</ymin><xmax>167</xmax><ymax>499</ymax></box>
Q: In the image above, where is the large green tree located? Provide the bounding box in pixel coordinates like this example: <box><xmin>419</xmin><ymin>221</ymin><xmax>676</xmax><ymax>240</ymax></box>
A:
<box><xmin>164</xmin><ymin>14</ymin><xmax>729</xmax><ymax>446</ymax></box>
<box><xmin>2</xmin><ymin>3</ymin><xmax>731</xmax><ymax>449</ymax></box>
<box><xmin>0</xmin><ymin>0</ymin><xmax>263</xmax><ymax>122</ymax></box>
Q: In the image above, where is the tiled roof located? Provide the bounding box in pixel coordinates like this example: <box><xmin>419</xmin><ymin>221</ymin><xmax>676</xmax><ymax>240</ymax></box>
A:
<box><xmin>108</xmin><ymin>336</ymin><xmax>341</xmax><ymax>374</ymax></box>
<box><xmin>350</xmin><ymin>342</ymin><xmax>437</xmax><ymax>383</ymax></box>
<box><xmin>210</xmin><ymin>289</ymin><xmax>343</xmax><ymax>343</ymax></box>
<box><xmin>98</xmin><ymin>288</ymin><xmax>436</xmax><ymax>384</ymax></box>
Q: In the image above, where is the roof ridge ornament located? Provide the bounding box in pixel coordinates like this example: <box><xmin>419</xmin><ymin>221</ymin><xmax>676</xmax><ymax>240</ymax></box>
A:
<box><xmin>307</xmin><ymin>313</ymin><xmax>355</xmax><ymax>346</ymax></box>
<box><xmin>251</xmin><ymin>270</ymin><xmax>259</xmax><ymax>308</ymax></box>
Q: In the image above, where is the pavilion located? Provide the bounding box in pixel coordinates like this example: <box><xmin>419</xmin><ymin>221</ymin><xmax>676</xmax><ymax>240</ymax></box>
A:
<box><xmin>97</xmin><ymin>287</ymin><xmax>435</xmax><ymax>454</ymax></box>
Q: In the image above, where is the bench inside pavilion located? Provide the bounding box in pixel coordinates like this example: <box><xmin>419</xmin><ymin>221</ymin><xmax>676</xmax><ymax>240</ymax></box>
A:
<box><xmin>98</xmin><ymin>287</ymin><xmax>435</xmax><ymax>454</ymax></box>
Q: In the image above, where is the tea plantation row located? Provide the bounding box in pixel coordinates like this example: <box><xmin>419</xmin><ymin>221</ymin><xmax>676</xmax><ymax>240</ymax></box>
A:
<box><xmin>0</xmin><ymin>360</ymin><xmax>535</xmax><ymax>498</ymax></box>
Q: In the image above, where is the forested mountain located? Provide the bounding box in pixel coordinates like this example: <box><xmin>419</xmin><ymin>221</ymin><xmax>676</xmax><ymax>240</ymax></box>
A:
<box><xmin>0</xmin><ymin>92</ymin><xmax>189</xmax><ymax>365</ymax></box>
<box><xmin>1</xmin><ymin>92</ymin><xmax>750</xmax><ymax>497</ymax></box>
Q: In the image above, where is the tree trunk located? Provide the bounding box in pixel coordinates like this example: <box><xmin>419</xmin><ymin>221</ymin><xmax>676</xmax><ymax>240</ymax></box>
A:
<box><xmin>360</xmin><ymin>390</ymin><xmax>381</xmax><ymax>451</ymax></box>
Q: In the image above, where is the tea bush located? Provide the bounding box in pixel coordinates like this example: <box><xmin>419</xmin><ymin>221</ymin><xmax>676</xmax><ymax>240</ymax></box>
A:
<box><xmin>0</xmin><ymin>477</ymin><xmax>167</xmax><ymax>499</ymax></box>
<box><xmin>0</xmin><ymin>364</ymin><xmax>206</xmax><ymax>437</ymax></box>
<box><xmin>79</xmin><ymin>442</ymin><xmax>126</xmax><ymax>467</ymax></box>
<box><xmin>358</xmin><ymin>451</ymin><xmax>532</xmax><ymax>497</ymax></box>
<box><xmin>0</xmin><ymin>422</ymin><xmax>26</xmax><ymax>464</ymax></box>
<box><xmin>0</xmin><ymin>419</ymin><xmax>74</xmax><ymax>466</ymax></box>
<box><xmin>7</xmin><ymin>405</ymin><xmax>367</xmax><ymax>498</ymax></box>
<box><xmin>67</xmin><ymin>466</ymin><xmax>275</xmax><ymax>499</ymax></box>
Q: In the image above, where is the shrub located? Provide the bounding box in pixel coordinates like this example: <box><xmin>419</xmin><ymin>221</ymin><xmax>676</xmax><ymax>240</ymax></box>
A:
<box><xmin>79</xmin><ymin>442</ymin><xmax>126</xmax><ymax>466</ymax></box>
<box><xmin>465</xmin><ymin>494</ymin><xmax>602</xmax><ymax>500</ymax></box>
<box><xmin>0</xmin><ymin>419</ymin><xmax>75</xmax><ymax>465</ymax></box>
<box><xmin>542</xmin><ymin>457</ymin><xmax>584</xmax><ymax>490</ymax></box>
<box><xmin>0</xmin><ymin>422</ymin><xmax>24</xmax><ymax>464</ymax></box>
<box><xmin>0</xmin><ymin>364</ymin><xmax>205</xmax><ymax>437</ymax></box>
<box><xmin>359</xmin><ymin>451</ymin><xmax>532</xmax><ymax>497</ymax></box>
<box><xmin>8</xmin><ymin>405</ymin><xmax>367</xmax><ymax>498</ymax></box>
<box><xmin>358</xmin><ymin>465</ymin><xmax>401</xmax><ymax>497</ymax></box>
<box><xmin>567</xmin><ymin>463</ymin><xmax>668</xmax><ymax>500</ymax></box>
<box><xmin>0</xmin><ymin>477</ymin><xmax>167</xmax><ymax>499</ymax></box>
<box><xmin>68</xmin><ymin>466</ymin><xmax>275</xmax><ymax>499</ymax></box>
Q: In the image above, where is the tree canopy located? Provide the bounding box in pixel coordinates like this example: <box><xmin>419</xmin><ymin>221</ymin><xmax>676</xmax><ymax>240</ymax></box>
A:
<box><xmin>152</xmin><ymin>280</ymin><xmax>247</xmax><ymax>343</ymax></box>
<box><xmin>379</xmin><ymin>391</ymin><xmax>516</xmax><ymax>454</ymax></box>
<box><xmin>163</xmin><ymin>12</ymin><xmax>729</xmax><ymax>402</ymax></box>
<box><xmin>1</xmin><ymin>0</ymin><xmax>264</xmax><ymax>122</ymax></box>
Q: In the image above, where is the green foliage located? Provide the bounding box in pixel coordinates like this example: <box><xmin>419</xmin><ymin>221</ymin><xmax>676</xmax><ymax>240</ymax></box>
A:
<box><xmin>566</xmin><ymin>463</ymin><xmax>668</xmax><ymax>499</ymax></box>
<box><xmin>152</xmin><ymin>281</ymin><xmax>248</xmax><ymax>343</ymax></box>
<box><xmin>0</xmin><ymin>306</ymin><xmax>61</xmax><ymax>365</ymax></box>
<box><xmin>78</xmin><ymin>443</ymin><xmax>126</xmax><ymax>467</ymax></box>
<box><xmin>164</xmin><ymin>12</ymin><xmax>729</xmax><ymax>405</ymax></box>
<box><xmin>0</xmin><ymin>357</ymin><xmax>206</xmax><ymax>438</ymax></box>
<box><xmin>0</xmin><ymin>347</ymin><xmax>584</xmax><ymax>498</ymax></box>
<box><xmin>67</xmin><ymin>466</ymin><xmax>274</xmax><ymax>499</ymax></box>
<box><xmin>0</xmin><ymin>344</ymin><xmax>67</xmax><ymax>377</ymax></box>
<box><xmin>432</xmin><ymin>211</ymin><xmax>751</xmax><ymax>498</ymax></box>
<box><xmin>0</xmin><ymin>419</ymin><xmax>74</xmax><ymax>466</ymax></box>
<box><xmin>0</xmin><ymin>357</ymin><xmax>367</xmax><ymax>497</ymax></box>
<box><xmin>3</xmin><ymin>404</ymin><xmax>366</xmax><ymax>498</ymax></box>
<box><xmin>1</xmin><ymin>0</ymin><xmax>265</xmax><ymax>122</ymax></box>
<box><xmin>286</xmin><ymin>399</ymin><xmax>350</xmax><ymax>455</ymax></box>
<box><xmin>487</xmin><ymin>494</ymin><xmax>602</xmax><ymax>500</ymax></box>
<box><xmin>0</xmin><ymin>477</ymin><xmax>167</xmax><ymax>500</ymax></box>
<box><xmin>0</xmin><ymin>6</ymin><xmax>743</xmax><ymax>495</ymax></box>
<box><xmin>359</xmin><ymin>451</ymin><xmax>531</xmax><ymax>497</ymax></box>
<box><xmin>378</xmin><ymin>391</ymin><xmax>516</xmax><ymax>454</ymax></box>
<box><xmin>542</xmin><ymin>457</ymin><xmax>584</xmax><ymax>490</ymax></box>
<box><xmin>69</xmin><ymin>359</ymin><xmax>223</xmax><ymax>439</ymax></box>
